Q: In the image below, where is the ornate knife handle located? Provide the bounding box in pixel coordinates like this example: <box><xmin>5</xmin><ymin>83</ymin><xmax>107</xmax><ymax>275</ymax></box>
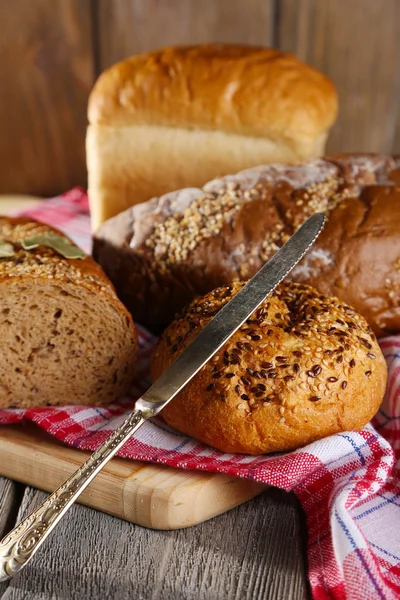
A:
<box><xmin>0</xmin><ymin>409</ymin><xmax>145</xmax><ymax>582</ymax></box>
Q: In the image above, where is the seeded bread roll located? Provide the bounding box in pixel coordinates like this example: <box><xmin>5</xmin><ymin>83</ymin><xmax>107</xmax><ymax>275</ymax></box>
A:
<box><xmin>0</xmin><ymin>217</ymin><xmax>138</xmax><ymax>409</ymax></box>
<box><xmin>87</xmin><ymin>43</ymin><xmax>338</xmax><ymax>228</ymax></box>
<box><xmin>152</xmin><ymin>282</ymin><xmax>387</xmax><ymax>455</ymax></box>
<box><xmin>93</xmin><ymin>153</ymin><xmax>400</xmax><ymax>336</ymax></box>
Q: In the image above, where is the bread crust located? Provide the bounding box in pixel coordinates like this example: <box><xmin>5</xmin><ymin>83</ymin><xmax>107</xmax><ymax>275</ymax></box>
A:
<box><xmin>93</xmin><ymin>153</ymin><xmax>400</xmax><ymax>336</ymax></box>
<box><xmin>88</xmin><ymin>44</ymin><xmax>338</xmax><ymax>145</ymax></box>
<box><xmin>87</xmin><ymin>44</ymin><xmax>337</xmax><ymax>228</ymax></box>
<box><xmin>152</xmin><ymin>282</ymin><xmax>387</xmax><ymax>455</ymax></box>
<box><xmin>0</xmin><ymin>217</ymin><xmax>138</xmax><ymax>408</ymax></box>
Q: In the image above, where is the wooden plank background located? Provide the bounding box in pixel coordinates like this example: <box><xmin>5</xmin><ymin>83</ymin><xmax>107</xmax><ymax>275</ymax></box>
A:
<box><xmin>0</xmin><ymin>0</ymin><xmax>399</xmax><ymax>196</ymax></box>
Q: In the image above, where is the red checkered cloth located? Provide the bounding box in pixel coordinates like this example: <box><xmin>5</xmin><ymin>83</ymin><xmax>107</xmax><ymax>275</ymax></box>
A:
<box><xmin>1</xmin><ymin>189</ymin><xmax>400</xmax><ymax>600</ymax></box>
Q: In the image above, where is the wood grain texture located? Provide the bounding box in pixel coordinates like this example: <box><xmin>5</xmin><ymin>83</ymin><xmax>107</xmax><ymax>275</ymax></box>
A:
<box><xmin>0</xmin><ymin>0</ymin><xmax>94</xmax><ymax>195</ymax></box>
<box><xmin>0</xmin><ymin>425</ymin><xmax>265</xmax><ymax>529</ymax></box>
<box><xmin>97</xmin><ymin>0</ymin><xmax>274</xmax><ymax>69</ymax></box>
<box><xmin>0</xmin><ymin>478</ymin><xmax>20</xmax><ymax>539</ymax></box>
<box><xmin>0</xmin><ymin>478</ymin><xmax>23</xmax><ymax>597</ymax></box>
<box><xmin>393</xmin><ymin>108</ymin><xmax>400</xmax><ymax>155</ymax></box>
<box><xmin>277</xmin><ymin>0</ymin><xmax>400</xmax><ymax>154</ymax></box>
<box><xmin>2</xmin><ymin>486</ymin><xmax>308</xmax><ymax>600</ymax></box>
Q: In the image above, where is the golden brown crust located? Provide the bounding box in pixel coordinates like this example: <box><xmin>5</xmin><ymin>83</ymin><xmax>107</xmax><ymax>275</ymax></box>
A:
<box><xmin>87</xmin><ymin>44</ymin><xmax>337</xmax><ymax>228</ymax></box>
<box><xmin>88</xmin><ymin>44</ymin><xmax>338</xmax><ymax>145</ymax></box>
<box><xmin>152</xmin><ymin>282</ymin><xmax>387</xmax><ymax>455</ymax></box>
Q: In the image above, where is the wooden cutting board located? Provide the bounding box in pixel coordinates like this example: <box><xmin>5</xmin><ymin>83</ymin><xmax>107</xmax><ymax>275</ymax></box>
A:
<box><xmin>0</xmin><ymin>198</ymin><xmax>265</xmax><ymax>528</ymax></box>
<box><xmin>0</xmin><ymin>425</ymin><xmax>266</xmax><ymax>530</ymax></box>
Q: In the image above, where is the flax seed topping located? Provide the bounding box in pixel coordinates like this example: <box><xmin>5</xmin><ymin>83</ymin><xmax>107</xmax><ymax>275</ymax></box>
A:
<box><xmin>154</xmin><ymin>279</ymin><xmax>384</xmax><ymax>427</ymax></box>
<box><xmin>152</xmin><ymin>281</ymin><xmax>387</xmax><ymax>454</ymax></box>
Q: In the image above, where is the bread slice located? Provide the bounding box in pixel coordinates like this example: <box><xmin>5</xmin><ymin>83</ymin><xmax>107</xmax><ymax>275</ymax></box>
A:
<box><xmin>0</xmin><ymin>217</ymin><xmax>138</xmax><ymax>409</ymax></box>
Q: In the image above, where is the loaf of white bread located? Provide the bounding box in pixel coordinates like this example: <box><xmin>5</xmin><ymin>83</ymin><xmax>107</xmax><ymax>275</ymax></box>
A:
<box><xmin>87</xmin><ymin>44</ymin><xmax>338</xmax><ymax>229</ymax></box>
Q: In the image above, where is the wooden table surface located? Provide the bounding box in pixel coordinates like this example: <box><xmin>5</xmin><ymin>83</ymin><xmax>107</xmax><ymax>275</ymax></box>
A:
<box><xmin>0</xmin><ymin>477</ymin><xmax>309</xmax><ymax>600</ymax></box>
<box><xmin>0</xmin><ymin>196</ymin><xmax>309</xmax><ymax>599</ymax></box>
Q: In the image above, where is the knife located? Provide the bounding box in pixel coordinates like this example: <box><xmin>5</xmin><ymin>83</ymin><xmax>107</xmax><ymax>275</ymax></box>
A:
<box><xmin>0</xmin><ymin>212</ymin><xmax>325</xmax><ymax>582</ymax></box>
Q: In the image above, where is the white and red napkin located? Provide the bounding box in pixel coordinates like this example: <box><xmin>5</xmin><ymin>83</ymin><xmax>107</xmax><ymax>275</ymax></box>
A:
<box><xmin>0</xmin><ymin>189</ymin><xmax>399</xmax><ymax>600</ymax></box>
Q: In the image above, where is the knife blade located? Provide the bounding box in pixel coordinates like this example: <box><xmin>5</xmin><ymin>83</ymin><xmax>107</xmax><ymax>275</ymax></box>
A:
<box><xmin>137</xmin><ymin>211</ymin><xmax>325</xmax><ymax>417</ymax></box>
<box><xmin>0</xmin><ymin>211</ymin><xmax>324</xmax><ymax>582</ymax></box>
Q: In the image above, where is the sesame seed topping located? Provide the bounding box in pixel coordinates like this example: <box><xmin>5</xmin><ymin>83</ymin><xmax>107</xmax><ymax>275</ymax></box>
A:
<box><xmin>159</xmin><ymin>280</ymin><xmax>383</xmax><ymax>418</ymax></box>
<box><xmin>0</xmin><ymin>220</ymin><xmax>114</xmax><ymax>300</ymax></box>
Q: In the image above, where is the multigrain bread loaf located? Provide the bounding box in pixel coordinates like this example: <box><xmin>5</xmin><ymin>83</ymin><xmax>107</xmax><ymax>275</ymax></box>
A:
<box><xmin>93</xmin><ymin>153</ymin><xmax>400</xmax><ymax>336</ymax></box>
<box><xmin>87</xmin><ymin>44</ymin><xmax>338</xmax><ymax>228</ymax></box>
<box><xmin>0</xmin><ymin>217</ymin><xmax>137</xmax><ymax>409</ymax></box>
<box><xmin>152</xmin><ymin>282</ymin><xmax>387</xmax><ymax>455</ymax></box>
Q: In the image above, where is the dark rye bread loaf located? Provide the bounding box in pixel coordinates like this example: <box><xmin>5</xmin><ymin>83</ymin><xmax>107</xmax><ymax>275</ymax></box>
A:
<box><xmin>93</xmin><ymin>154</ymin><xmax>400</xmax><ymax>335</ymax></box>
<box><xmin>0</xmin><ymin>217</ymin><xmax>138</xmax><ymax>409</ymax></box>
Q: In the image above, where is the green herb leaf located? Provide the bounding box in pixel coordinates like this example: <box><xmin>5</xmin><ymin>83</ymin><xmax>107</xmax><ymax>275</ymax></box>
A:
<box><xmin>21</xmin><ymin>233</ymin><xmax>85</xmax><ymax>259</ymax></box>
<box><xmin>0</xmin><ymin>241</ymin><xmax>15</xmax><ymax>258</ymax></box>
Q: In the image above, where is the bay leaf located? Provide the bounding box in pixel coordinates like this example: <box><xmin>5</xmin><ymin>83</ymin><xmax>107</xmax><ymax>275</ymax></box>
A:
<box><xmin>0</xmin><ymin>240</ymin><xmax>15</xmax><ymax>258</ymax></box>
<box><xmin>21</xmin><ymin>233</ymin><xmax>85</xmax><ymax>259</ymax></box>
